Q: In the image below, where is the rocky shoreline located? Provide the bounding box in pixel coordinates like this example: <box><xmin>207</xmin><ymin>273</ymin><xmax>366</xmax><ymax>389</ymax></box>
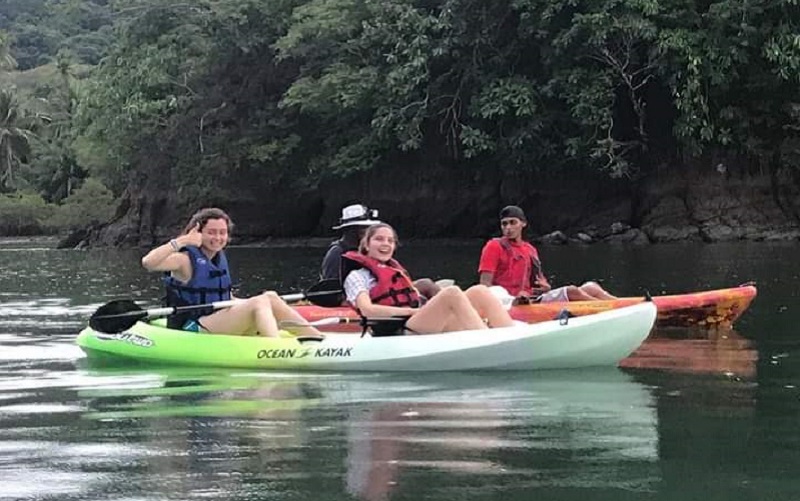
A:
<box><xmin>34</xmin><ymin>157</ymin><xmax>800</xmax><ymax>249</ymax></box>
<box><xmin>5</xmin><ymin>228</ymin><xmax>800</xmax><ymax>251</ymax></box>
<box><xmin>53</xmin><ymin>212</ymin><xmax>800</xmax><ymax>249</ymax></box>
<box><xmin>52</xmin><ymin>226</ymin><xmax>800</xmax><ymax>250</ymax></box>
<box><xmin>535</xmin><ymin>222</ymin><xmax>800</xmax><ymax>246</ymax></box>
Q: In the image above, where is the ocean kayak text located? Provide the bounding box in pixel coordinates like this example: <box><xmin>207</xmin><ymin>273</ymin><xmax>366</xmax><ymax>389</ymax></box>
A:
<box><xmin>257</xmin><ymin>347</ymin><xmax>353</xmax><ymax>360</ymax></box>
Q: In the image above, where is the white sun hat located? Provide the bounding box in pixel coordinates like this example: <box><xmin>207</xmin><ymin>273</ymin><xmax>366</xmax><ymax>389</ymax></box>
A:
<box><xmin>332</xmin><ymin>204</ymin><xmax>382</xmax><ymax>230</ymax></box>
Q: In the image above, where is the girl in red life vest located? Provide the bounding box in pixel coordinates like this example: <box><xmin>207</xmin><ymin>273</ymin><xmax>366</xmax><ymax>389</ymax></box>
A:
<box><xmin>341</xmin><ymin>223</ymin><xmax>516</xmax><ymax>334</ymax></box>
<box><xmin>141</xmin><ymin>207</ymin><xmax>320</xmax><ymax>338</ymax></box>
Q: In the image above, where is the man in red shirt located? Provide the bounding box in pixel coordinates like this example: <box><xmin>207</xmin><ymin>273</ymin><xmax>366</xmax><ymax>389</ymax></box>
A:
<box><xmin>478</xmin><ymin>205</ymin><xmax>616</xmax><ymax>303</ymax></box>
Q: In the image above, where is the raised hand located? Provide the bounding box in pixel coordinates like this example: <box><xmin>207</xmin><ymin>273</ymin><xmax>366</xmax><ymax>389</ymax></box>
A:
<box><xmin>179</xmin><ymin>223</ymin><xmax>203</xmax><ymax>248</ymax></box>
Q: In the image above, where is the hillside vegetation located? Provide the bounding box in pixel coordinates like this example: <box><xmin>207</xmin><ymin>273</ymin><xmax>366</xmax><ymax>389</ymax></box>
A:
<box><xmin>0</xmin><ymin>0</ymin><xmax>797</xmax><ymax>238</ymax></box>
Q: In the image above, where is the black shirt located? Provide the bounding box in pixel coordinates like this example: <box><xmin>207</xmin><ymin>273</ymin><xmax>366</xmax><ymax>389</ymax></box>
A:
<box><xmin>320</xmin><ymin>239</ymin><xmax>357</xmax><ymax>281</ymax></box>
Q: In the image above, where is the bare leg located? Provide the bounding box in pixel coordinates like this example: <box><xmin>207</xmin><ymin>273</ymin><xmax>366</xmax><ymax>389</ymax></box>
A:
<box><xmin>199</xmin><ymin>294</ymin><xmax>281</xmax><ymax>337</ymax></box>
<box><xmin>580</xmin><ymin>281</ymin><xmax>617</xmax><ymax>300</ymax></box>
<box><xmin>464</xmin><ymin>285</ymin><xmax>515</xmax><ymax>328</ymax></box>
<box><xmin>564</xmin><ymin>285</ymin><xmax>599</xmax><ymax>301</ymax></box>
<box><xmin>263</xmin><ymin>291</ymin><xmax>322</xmax><ymax>336</ymax></box>
<box><xmin>406</xmin><ymin>286</ymin><xmax>487</xmax><ymax>334</ymax></box>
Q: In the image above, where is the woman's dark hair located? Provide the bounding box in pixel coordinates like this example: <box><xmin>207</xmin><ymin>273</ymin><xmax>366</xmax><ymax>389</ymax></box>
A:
<box><xmin>358</xmin><ymin>223</ymin><xmax>398</xmax><ymax>254</ymax></box>
<box><xmin>182</xmin><ymin>208</ymin><xmax>234</xmax><ymax>235</ymax></box>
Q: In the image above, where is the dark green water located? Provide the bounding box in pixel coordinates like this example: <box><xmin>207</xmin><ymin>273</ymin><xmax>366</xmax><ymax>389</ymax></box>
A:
<box><xmin>1</xmin><ymin>238</ymin><xmax>799</xmax><ymax>500</ymax></box>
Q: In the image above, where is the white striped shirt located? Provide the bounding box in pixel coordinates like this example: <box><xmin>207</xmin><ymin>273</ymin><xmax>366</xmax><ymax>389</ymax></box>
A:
<box><xmin>343</xmin><ymin>269</ymin><xmax>377</xmax><ymax>305</ymax></box>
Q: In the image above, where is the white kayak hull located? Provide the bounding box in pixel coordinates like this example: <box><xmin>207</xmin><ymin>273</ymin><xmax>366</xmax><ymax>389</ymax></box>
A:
<box><xmin>76</xmin><ymin>302</ymin><xmax>656</xmax><ymax>371</ymax></box>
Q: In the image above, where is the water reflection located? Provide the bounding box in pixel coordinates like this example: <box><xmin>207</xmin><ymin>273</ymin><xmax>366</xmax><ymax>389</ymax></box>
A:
<box><xmin>0</xmin><ymin>345</ymin><xmax>796</xmax><ymax>501</ymax></box>
<box><xmin>621</xmin><ymin>328</ymin><xmax>758</xmax><ymax>379</ymax></box>
<box><xmin>63</xmin><ymin>367</ymin><xmax>660</xmax><ymax>501</ymax></box>
<box><xmin>341</xmin><ymin>370</ymin><xmax>659</xmax><ymax>501</ymax></box>
<box><xmin>3</xmin><ymin>240</ymin><xmax>800</xmax><ymax>500</ymax></box>
<box><xmin>620</xmin><ymin>340</ymin><xmax>800</xmax><ymax>501</ymax></box>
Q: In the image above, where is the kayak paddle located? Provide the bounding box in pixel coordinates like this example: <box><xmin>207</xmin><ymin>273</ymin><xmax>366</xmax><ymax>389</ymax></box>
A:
<box><xmin>282</xmin><ymin>315</ymin><xmax>410</xmax><ymax>327</ymax></box>
<box><xmin>89</xmin><ymin>279</ymin><xmax>344</xmax><ymax>334</ymax></box>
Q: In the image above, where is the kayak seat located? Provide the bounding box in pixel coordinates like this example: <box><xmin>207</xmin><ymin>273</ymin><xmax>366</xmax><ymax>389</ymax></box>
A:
<box><xmin>296</xmin><ymin>335</ymin><xmax>326</xmax><ymax>343</ymax></box>
<box><xmin>360</xmin><ymin>316</ymin><xmax>409</xmax><ymax>337</ymax></box>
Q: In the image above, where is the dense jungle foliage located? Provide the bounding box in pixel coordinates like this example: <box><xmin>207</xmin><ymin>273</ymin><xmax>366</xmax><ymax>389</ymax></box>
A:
<box><xmin>0</xmin><ymin>0</ymin><xmax>797</xmax><ymax>234</ymax></box>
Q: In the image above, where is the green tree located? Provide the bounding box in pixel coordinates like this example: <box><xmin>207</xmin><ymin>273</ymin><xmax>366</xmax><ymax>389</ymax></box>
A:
<box><xmin>47</xmin><ymin>176</ymin><xmax>114</xmax><ymax>230</ymax></box>
<box><xmin>30</xmin><ymin>52</ymin><xmax>87</xmax><ymax>202</ymax></box>
<box><xmin>2</xmin><ymin>0</ymin><xmax>112</xmax><ymax>69</ymax></box>
<box><xmin>76</xmin><ymin>0</ymin><xmax>308</xmax><ymax>194</ymax></box>
<box><xmin>0</xmin><ymin>89</ymin><xmax>35</xmax><ymax>192</ymax></box>
<box><xmin>57</xmin><ymin>0</ymin><xmax>800</xmax><ymax>227</ymax></box>
<box><xmin>0</xmin><ymin>191</ymin><xmax>53</xmax><ymax>235</ymax></box>
<box><xmin>0</xmin><ymin>30</ymin><xmax>17</xmax><ymax>70</ymax></box>
<box><xmin>75</xmin><ymin>1</ymin><xmax>215</xmax><ymax>188</ymax></box>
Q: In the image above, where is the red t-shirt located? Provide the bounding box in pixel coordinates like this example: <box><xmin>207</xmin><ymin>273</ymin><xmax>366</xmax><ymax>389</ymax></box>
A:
<box><xmin>478</xmin><ymin>238</ymin><xmax>543</xmax><ymax>296</ymax></box>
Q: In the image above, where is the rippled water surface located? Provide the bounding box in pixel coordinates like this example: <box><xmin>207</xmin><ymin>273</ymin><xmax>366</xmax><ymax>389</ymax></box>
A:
<box><xmin>1</xmin><ymin>237</ymin><xmax>799</xmax><ymax>500</ymax></box>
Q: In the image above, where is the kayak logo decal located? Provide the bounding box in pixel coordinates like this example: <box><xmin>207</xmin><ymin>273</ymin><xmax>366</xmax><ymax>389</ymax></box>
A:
<box><xmin>94</xmin><ymin>332</ymin><xmax>154</xmax><ymax>348</ymax></box>
<box><xmin>257</xmin><ymin>347</ymin><xmax>353</xmax><ymax>360</ymax></box>
<box><xmin>296</xmin><ymin>348</ymin><xmax>313</xmax><ymax>359</ymax></box>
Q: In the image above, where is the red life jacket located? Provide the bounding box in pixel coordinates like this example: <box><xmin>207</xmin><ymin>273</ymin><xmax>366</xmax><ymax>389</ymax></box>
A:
<box><xmin>341</xmin><ymin>251</ymin><xmax>421</xmax><ymax>307</ymax></box>
<box><xmin>494</xmin><ymin>237</ymin><xmax>546</xmax><ymax>291</ymax></box>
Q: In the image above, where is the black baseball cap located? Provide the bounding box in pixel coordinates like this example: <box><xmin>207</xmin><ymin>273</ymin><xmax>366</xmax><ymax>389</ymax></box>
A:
<box><xmin>499</xmin><ymin>205</ymin><xmax>526</xmax><ymax>222</ymax></box>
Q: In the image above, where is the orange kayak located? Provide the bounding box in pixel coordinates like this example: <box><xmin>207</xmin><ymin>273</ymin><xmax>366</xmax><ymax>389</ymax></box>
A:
<box><xmin>293</xmin><ymin>285</ymin><xmax>757</xmax><ymax>331</ymax></box>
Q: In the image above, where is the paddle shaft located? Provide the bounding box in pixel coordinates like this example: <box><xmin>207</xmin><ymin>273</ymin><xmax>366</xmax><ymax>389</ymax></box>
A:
<box><xmin>139</xmin><ymin>299</ymin><xmax>240</xmax><ymax>319</ymax></box>
<box><xmin>96</xmin><ymin>292</ymin><xmax>304</xmax><ymax>322</ymax></box>
<box><xmin>89</xmin><ymin>285</ymin><xmax>344</xmax><ymax>334</ymax></box>
<box><xmin>281</xmin><ymin>315</ymin><xmax>410</xmax><ymax>328</ymax></box>
<box><xmin>158</xmin><ymin>288</ymin><xmax>338</xmax><ymax>317</ymax></box>
<box><xmin>281</xmin><ymin>317</ymin><xmax>358</xmax><ymax>328</ymax></box>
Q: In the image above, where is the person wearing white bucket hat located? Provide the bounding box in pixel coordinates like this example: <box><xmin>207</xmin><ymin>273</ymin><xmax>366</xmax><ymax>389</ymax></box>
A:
<box><xmin>321</xmin><ymin>204</ymin><xmax>443</xmax><ymax>301</ymax></box>
<box><xmin>320</xmin><ymin>204</ymin><xmax>382</xmax><ymax>281</ymax></box>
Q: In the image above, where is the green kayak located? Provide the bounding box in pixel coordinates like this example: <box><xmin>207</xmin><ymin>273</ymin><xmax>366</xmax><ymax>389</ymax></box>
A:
<box><xmin>75</xmin><ymin>302</ymin><xmax>656</xmax><ymax>371</ymax></box>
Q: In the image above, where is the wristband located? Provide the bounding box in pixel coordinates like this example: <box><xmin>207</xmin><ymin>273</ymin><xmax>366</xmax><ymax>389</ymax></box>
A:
<box><xmin>169</xmin><ymin>239</ymin><xmax>180</xmax><ymax>252</ymax></box>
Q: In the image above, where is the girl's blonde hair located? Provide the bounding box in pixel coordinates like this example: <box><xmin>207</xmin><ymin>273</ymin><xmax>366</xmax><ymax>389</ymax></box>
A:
<box><xmin>358</xmin><ymin>223</ymin><xmax>398</xmax><ymax>254</ymax></box>
<box><xmin>182</xmin><ymin>207</ymin><xmax>234</xmax><ymax>235</ymax></box>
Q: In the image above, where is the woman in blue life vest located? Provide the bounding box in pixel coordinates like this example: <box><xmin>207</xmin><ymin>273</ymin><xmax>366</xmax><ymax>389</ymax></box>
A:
<box><xmin>341</xmin><ymin>223</ymin><xmax>515</xmax><ymax>334</ymax></box>
<box><xmin>141</xmin><ymin>207</ymin><xmax>320</xmax><ymax>337</ymax></box>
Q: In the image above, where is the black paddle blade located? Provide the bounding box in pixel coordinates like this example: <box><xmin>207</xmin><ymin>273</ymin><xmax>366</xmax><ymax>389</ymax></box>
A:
<box><xmin>89</xmin><ymin>299</ymin><xmax>146</xmax><ymax>334</ymax></box>
<box><xmin>305</xmin><ymin>279</ymin><xmax>344</xmax><ymax>308</ymax></box>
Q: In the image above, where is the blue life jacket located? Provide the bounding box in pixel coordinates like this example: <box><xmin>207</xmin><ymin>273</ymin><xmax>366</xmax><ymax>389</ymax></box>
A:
<box><xmin>163</xmin><ymin>246</ymin><xmax>233</xmax><ymax>328</ymax></box>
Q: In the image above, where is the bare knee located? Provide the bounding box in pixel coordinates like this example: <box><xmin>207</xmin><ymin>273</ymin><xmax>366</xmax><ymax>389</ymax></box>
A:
<box><xmin>260</xmin><ymin>290</ymin><xmax>285</xmax><ymax>305</ymax></box>
<box><xmin>464</xmin><ymin>284</ymin><xmax>490</xmax><ymax>300</ymax></box>
<box><xmin>564</xmin><ymin>285</ymin><xmax>587</xmax><ymax>300</ymax></box>
<box><xmin>439</xmin><ymin>285</ymin><xmax>462</xmax><ymax>296</ymax></box>
<box><xmin>249</xmin><ymin>294</ymin><xmax>274</xmax><ymax>311</ymax></box>
<box><xmin>581</xmin><ymin>281</ymin><xmax>604</xmax><ymax>294</ymax></box>
<box><xmin>437</xmin><ymin>285</ymin><xmax>469</xmax><ymax>305</ymax></box>
<box><xmin>579</xmin><ymin>281</ymin><xmax>615</xmax><ymax>299</ymax></box>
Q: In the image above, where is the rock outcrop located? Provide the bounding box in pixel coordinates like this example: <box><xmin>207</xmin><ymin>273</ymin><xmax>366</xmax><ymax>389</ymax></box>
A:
<box><xmin>62</xmin><ymin>156</ymin><xmax>800</xmax><ymax>248</ymax></box>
